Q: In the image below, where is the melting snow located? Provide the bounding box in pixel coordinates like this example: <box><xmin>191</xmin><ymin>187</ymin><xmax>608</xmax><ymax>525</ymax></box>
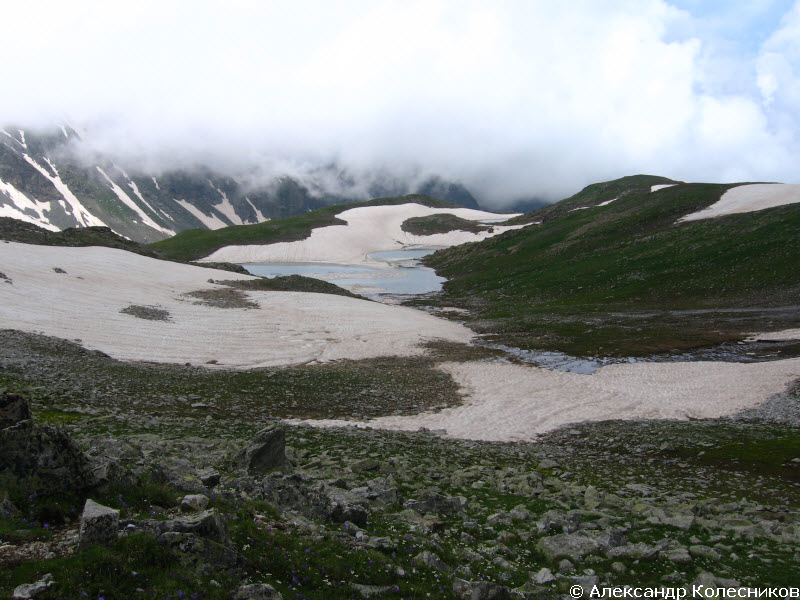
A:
<box><xmin>175</xmin><ymin>199</ymin><xmax>229</xmax><ymax>230</ymax></box>
<box><xmin>208</xmin><ymin>181</ymin><xmax>244</xmax><ymax>225</ymax></box>
<box><xmin>597</xmin><ymin>196</ymin><xmax>619</xmax><ymax>207</ymax></box>
<box><xmin>680</xmin><ymin>183</ymin><xmax>800</xmax><ymax>222</ymax></box>
<box><xmin>96</xmin><ymin>167</ymin><xmax>175</xmax><ymax>236</ymax></box>
<box><xmin>651</xmin><ymin>184</ymin><xmax>677</xmax><ymax>192</ymax></box>
<box><xmin>21</xmin><ymin>155</ymin><xmax>106</xmax><ymax>227</ymax></box>
<box><xmin>245</xmin><ymin>196</ymin><xmax>269</xmax><ymax>223</ymax></box>
<box><xmin>204</xmin><ymin>203</ymin><xmax>523</xmax><ymax>264</ymax></box>
<box><xmin>0</xmin><ymin>242</ymin><xmax>472</xmax><ymax>368</ymax></box>
<box><xmin>152</xmin><ymin>177</ymin><xmax>160</xmax><ymax>190</ymax></box>
<box><xmin>0</xmin><ymin>178</ymin><xmax>59</xmax><ymax>231</ymax></box>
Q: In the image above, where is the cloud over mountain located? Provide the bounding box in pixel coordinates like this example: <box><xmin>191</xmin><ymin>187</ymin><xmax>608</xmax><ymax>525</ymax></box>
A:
<box><xmin>2</xmin><ymin>0</ymin><xmax>799</xmax><ymax>206</ymax></box>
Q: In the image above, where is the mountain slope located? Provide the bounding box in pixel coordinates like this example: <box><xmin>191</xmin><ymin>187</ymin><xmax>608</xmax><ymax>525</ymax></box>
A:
<box><xmin>423</xmin><ymin>175</ymin><xmax>800</xmax><ymax>356</ymax></box>
<box><xmin>0</xmin><ymin>126</ymin><xmax>486</xmax><ymax>243</ymax></box>
<box><xmin>151</xmin><ymin>194</ymin><xmax>475</xmax><ymax>262</ymax></box>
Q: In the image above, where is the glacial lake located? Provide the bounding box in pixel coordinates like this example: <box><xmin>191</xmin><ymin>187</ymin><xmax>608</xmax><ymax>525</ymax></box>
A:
<box><xmin>242</xmin><ymin>246</ymin><xmax>446</xmax><ymax>299</ymax></box>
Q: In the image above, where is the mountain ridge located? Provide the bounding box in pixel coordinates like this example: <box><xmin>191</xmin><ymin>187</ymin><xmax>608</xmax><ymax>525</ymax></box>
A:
<box><xmin>0</xmin><ymin>126</ymin><xmax>483</xmax><ymax>243</ymax></box>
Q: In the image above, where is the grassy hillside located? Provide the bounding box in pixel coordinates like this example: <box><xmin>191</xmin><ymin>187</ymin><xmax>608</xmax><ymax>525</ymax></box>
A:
<box><xmin>151</xmin><ymin>194</ymin><xmax>456</xmax><ymax>262</ymax></box>
<box><xmin>423</xmin><ymin>175</ymin><xmax>800</xmax><ymax>356</ymax></box>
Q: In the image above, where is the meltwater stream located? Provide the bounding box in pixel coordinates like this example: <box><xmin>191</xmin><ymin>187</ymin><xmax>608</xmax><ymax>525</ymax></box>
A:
<box><xmin>241</xmin><ymin>246</ymin><xmax>446</xmax><ymax>300</ymax></box>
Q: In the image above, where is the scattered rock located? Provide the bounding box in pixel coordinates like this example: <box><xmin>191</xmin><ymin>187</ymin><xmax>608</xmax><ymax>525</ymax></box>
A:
<box><xmin>181</xmin><ymin>494</ymin><xmax>210</xmax><ymax>512</ymax></box>
<box><xmin>0</xmin><ymin>405</ymin><xmax>96</xmax><ymax>494</ymax></box>
<box><xmin>413</xmin><ymin>550</ymin><xmax>453</xmax><ymax>574</ymax></box>
<box><xmin>79</xmin><ymin>499</ymin><xmax>120</xmax><ymax>549</ymax></box>
<box><xmin>12</xmin><ymin>574</ymin><xmax>53</xmax><ymax>599</ymax></box>
<box><xmin>452</xmin><ymin>577</ymin><xmax>510</xmax><ymax>599</ymax></box>
<box><xmin>240</xmin><ymin>425</ymin><xmax>288</xmax><ymax>475</ymax></box>
<box><xmin>404</xmin><ymin>490</ymin><xmax>468</xmax><ymax>516</ymax></box>
<box><xmin>532</xmin><ymin>567</ymin><xmax>556</xmax><ymax>585</ymax></box>
<box><xmin>0</xmin><ymin>391</ymin><xmax>32</xmax><ymax>429</ymax></box>
<box><xmin>232</xmin><ymin>584</ymin><xmax>283</xmax><ymax>600</ymax></box>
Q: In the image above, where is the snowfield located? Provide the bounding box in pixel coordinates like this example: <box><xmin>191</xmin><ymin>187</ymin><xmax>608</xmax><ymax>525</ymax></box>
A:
<box><xmin>201</xmin><ymin>203</ymin><xmax>523</xmax><ymax>264</ymax></box>
<box><xmin>0</xmin><ymin>243</ymin><xmax>472</xmax><ymax>368</ymax></box>
<box><xmin>680</xmin><ymin>183</ymin><xmax>800</xmax><ymax>222</ymax></box>
<box><xmin>297</xmin><ymin>358</ymin><xmax>800</xmax><ymax>442</ymax></box>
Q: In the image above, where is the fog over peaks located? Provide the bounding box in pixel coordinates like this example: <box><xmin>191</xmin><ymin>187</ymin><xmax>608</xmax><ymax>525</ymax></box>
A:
<box><xmin>2</xmin><ymin>1</ymin><xmax>799</xmax><ymax>207</ymax></box>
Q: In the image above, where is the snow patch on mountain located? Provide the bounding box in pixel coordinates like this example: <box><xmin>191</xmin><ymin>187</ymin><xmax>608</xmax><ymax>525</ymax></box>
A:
<box><xmin>96</xmin><ymin>167</ymin><xmax>175</xmax><ymax>236</ymax></box>
<box><xmin>175</xmin><ymin>199</ymin><xmax>229</xmax><ymax>230</ymax></box>
<box><xmin>203</xmin><ymin>203</ymin><xmax>522</xmax><ymax>264</ymax></box>
<box><xmin>245</xmin><ymin>196</ymin><xmax>268</xmax><ymax>223</ymax></box>
<box><xmin>0</xmin><ymin>178</ymin><xmax>59</xmax><ymax>231</ymax></box>
<box><xmin>680</xmin><ymin>183</ymin><xmax>800</xmax><ymax>222</ymax></box>
<box><xmin>208</xmin><ymin>181</ymin><xmax>244</xmax><ymax>225</ymax></box>
<box><xmin>21</xmin><ymin>154</ymin><xmax>106</xmax><ymax>227</ymax></box>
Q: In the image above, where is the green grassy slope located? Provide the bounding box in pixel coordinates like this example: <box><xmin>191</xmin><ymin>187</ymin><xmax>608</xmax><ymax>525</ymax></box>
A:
<box><xmin>423</xmin><ymin>175</ymin><xmax>800</xmax><ymax>356</ymax></box>
<box><xmin>151</xmin><ymin>194</ymin><xmax>456</xmax><ymax>262</ymax></box>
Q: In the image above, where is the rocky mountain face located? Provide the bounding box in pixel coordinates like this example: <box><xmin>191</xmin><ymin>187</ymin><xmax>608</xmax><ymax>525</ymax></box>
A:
<box><xmin>0</xmin><ymin>126</ymin><xmax>482</xmax><ymax>243</ymax></box>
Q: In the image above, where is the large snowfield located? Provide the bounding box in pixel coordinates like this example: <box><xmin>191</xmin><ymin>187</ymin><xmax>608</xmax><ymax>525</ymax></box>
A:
<box><xmin>202</xmin><ymin>203</ymin><xmax>524</xmax><ymax>265</ymax></box>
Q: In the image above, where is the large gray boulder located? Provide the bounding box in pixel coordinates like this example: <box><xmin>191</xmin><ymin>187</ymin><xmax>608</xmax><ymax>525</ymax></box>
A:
<box><xmin>536</xmin><ymin>530</ymin><xmax>624</xmax><ymax>562</ymax></box>
<box><xmin>79</xmin><ymin>499</ymin><xmax>120</xmax><ymax>549</ymax></box>
<box><xmin>232</xmin><ymin>584</ymin><xmax>283</xmax><ymax>600</ymax></box>
<box><xmin>240</xmin><ymin>425</ymin><xmax>288</xmax><ymax>475</ymax></box>
<box><xmin>1</xmin><ymin>399</ymin><xmax>96</xmax><ymax>494</ymax></box>
<box><xmin>261</xmin><ymin>473</ymin><xmax>369</xmax><ymax>526</ymax></box>
<box><xmin>0</xmin><ymin>391</ymin><xmax>32</xmax><ymax>429</ymax></box>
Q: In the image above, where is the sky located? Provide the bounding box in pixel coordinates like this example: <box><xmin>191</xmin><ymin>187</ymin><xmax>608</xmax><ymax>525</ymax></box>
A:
<box><xmin>2</xmin><ymin>0</ymin><xmax>799</xmax><ymax>205</ymax></box>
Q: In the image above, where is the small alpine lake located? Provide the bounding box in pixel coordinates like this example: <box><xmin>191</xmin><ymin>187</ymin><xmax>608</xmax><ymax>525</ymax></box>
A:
<box><xmin>242</xmin><ymin>246</ymin><xmax>446</xmax><ymax>300</ymax></box>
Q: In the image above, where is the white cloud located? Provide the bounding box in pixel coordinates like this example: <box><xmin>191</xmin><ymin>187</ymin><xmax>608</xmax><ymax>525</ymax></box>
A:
<box><xmin>1</xmin><ymin>0</ymin><xmax>799</xmax><ymax>205</ymax></box>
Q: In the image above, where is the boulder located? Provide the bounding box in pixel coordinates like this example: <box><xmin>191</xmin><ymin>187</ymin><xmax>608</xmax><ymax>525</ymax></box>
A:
<box><xmin>452</xmin><ymin>577</ymin><xmax>510</xmax><ymax>600</ymax></box>
<box><xmin>0</xmin><ymin>416</ymin><xmax>96</xmax><ymax>495</ymax></box>
<box><xmin>537</xmin><ymin>530</ymin><xmax>623</xmax><ymax>562</ymax></box>
<box><xmin>0</xmin><ymin>391</ymin><xmax>32</xmax><ymax>429</ymax></box>
<box><xmin>12</xmin><ymin>574</ymin><xmax>53</xmax><ymax>599</ymax></box>
<box><xmin>404</xmin><ymin>490</ymin><xmax>468</xmax><ymax>516</ymax></box>
<box><xmin>240</xmin><ymin>425</ymin><xmax>288</xmax><ymax>475</ymax></box>
<box><xmin>261</xmin><ymin>473</ymin><xmax>369</xmax><ymax>526</ymax></box>
<box><xmin>232</xmin><ymin>584</ymin><xmax>283</xmax><ymax>600</ymax></box>
<box><xmin>413</xmin><ymin>550</ymin><xmax>453</xmax><ymax>574</ymax></box>
<box><xmin>79</xmin><ymin>499</ymin><xmax>120</xmax><ymax>549</ymax></box>
<box><xmin>181</xmin><ymin>494</ymin><xmax>210</xmax><ymax>512</ymax></box>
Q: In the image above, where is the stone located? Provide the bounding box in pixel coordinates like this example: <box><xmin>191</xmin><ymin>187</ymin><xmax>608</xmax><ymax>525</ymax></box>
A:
<box><xmin>79</xmin><ymin>499</ymin><xmax>120</xmax><ymax>549</ymax></box>
<box><xmin>350</xmin><ymin>458</ymin><xmax>380</xmax><ymax>473</ymax></box>
<box><xmin>0</xmin><ymin>417</ymin><xmax>97</xmax><ymax>494</ymax></box>
<box><xmin>537</xmin><ymin>530</ymin><xmax>622</xmax><ymax>562</ymax></box>
<box><xmin>413</xmin><ymin>550</ymin><xmax>453</xmax><ymax>574</ymax></box>
<box><xmin>532</xmin><ymin>567</ymin><xmax>556</xmax><ymax>584</ymax></box>
<box><xmin>261</xmin><ymin>473</ymin><xmax>369</xmax><ymax>526</ymax></box>
<box><xmin>351</xmin><ymin>584</ymin><xmax>396</xmax><ymax>598</ymax></box>
<box><xmin>241</xmin><ymin>425</ymin><xmax>287</xmax><ymax>475</ymax></box>
<box><xmin>689</xmin><ymin>545</ymin><xmax>722</xmax><ymax>561</ymax></box>
<box><xmin>404</xmin><ymin>490</ymin><xmax>468</xmax><ymax>516</ymax></box>
<box><xmin>0</xmin><ymin>391</ymin><xmax>32</xmax><ymax>429</ymax></box>
<box><xmin>181</xmin><ymin>494</ymin><xmax>210</xmax><ymax>512</ymax></box>
<box><xmin>606</xmin><ymin>542</ymin><xmax>659</xmax><ymax>560</ymax></box>
<box><xmin>12</xmin><ymin>574</ymin><xmax>53</xmax><ymax>599</ymax></box>
<box><xmin>663</xmin><ymin>547</ymin><xmax>692</xmax><ymax>564</ymax></box>
<box><xmin>198</xmin><ymin>470</ymin><xmax>221</xmax><ymax>488</ymax></box>
<box><xmin>452</xmin><ymin>577</ymin><xmax>511</xmax><ymax>600</ymax></box>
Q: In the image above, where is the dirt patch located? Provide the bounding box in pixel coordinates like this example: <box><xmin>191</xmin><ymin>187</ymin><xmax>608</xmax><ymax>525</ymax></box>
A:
<box><xmin>0</xmin><ymin>272</ymin><xmax>10</xmax><ymax>284</ymax></box>
<box><xmin>119</xmin><ymin>305</ymin><xmax>171</xmax><ymax>322</ymax></box>
<box><xmin>184</xmin><ymin>288</ymin><xmax>259</xmax><ymax>309</ymax></box>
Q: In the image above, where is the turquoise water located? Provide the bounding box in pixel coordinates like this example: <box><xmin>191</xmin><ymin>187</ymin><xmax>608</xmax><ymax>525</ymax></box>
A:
<box><xmin>242</xmin><ymin>247</ymin><xmax>445</xmax><ymax>298</ymax></box>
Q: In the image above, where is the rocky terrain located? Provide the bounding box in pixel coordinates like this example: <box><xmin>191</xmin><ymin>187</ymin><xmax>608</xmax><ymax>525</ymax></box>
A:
<box><xmin>1</xmin><ymin>327</ymin><xmax>799</xmax><ymax>598</ymax></box>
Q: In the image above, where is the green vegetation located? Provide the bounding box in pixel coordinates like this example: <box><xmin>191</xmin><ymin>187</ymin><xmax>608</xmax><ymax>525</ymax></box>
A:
<box><xmin>0</xmin><ymin>218</ymin><xmax>158</xmax><ymax>257</ymax></box>
<box><xmin>220</xmin><ymin>275</ymin><xmax>364</xmax><ymax>299</ymax></box>
<box><xmin>400</xmin><ymin>213</ymin><xmax>492</xmax><ymax>236</ymax></box>
<box><xmin>151</xmin><ymin>194</ymin><xmax>457</xmax><ymax>262</ymax></box>
<box><xmin>422</xmin><ymin>176</ymin><xmax>800</xmax><ymax>356</ymax></box>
